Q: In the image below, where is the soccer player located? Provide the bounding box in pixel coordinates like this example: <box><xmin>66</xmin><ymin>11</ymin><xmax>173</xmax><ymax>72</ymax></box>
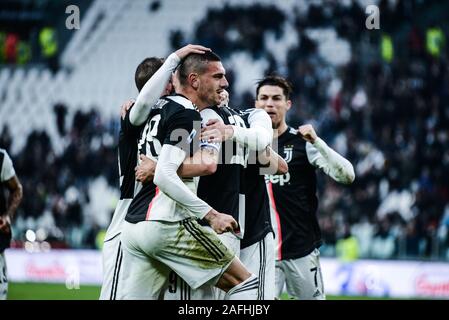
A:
<box><xmin>100</xmin><ymin>44</ymin><xmax>212</xmax><ymax>300</ymax></box>
<box><xmin>118</xmin><ymin>51</ymin><xmax>259</xmax><ymax>300</ymax></box>
<box><xmin>164</xmin><ymin>84</ymin><xmax>275</xmax><ymax>300</ymax></box>
<box><xmin>0</xmin><ymin>148</ymin><xmax>23</xmax><ymax>300</ymax></box>
<box><xmin>200</xmin><ymin>91</ymin><xmax>288</xmax><ymax>300</ymax></box>
<box><xmin>255</xmin><ymin>75</ymin><xmax>355</xmax><ymax>300</ymax></box>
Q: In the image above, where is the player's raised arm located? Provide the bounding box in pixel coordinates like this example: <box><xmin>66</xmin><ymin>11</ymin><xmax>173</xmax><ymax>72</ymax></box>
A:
<box><xmin>130</xmin><ymin>44</ymin><xmax>211</xmax><ymax>126</ymax></box>
<box><xmin>301</xmin><ymin>124</ymin><xmax>355</xmax><ymax>184</ymax></box>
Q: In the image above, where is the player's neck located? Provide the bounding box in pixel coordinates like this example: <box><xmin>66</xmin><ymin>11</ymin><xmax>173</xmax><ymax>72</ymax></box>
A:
<box><xmin>273</xmin><ymin>121</ymin><xmax>288</xmax><ymax>138</ymax></box>
<box><xmin>177</xmin><ymin>89</ymin><xmax>209</xmax><ymax>111</ymax></box>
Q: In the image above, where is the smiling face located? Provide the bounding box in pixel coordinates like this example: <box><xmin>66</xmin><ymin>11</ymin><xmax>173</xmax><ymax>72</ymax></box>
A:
<box><xmin>255</xmin><ymin>85</ymin><xmax>291</xmax><ymax>129</ymax></box>
<box><xmin>196</xmin><ymin>61</ymin><xmax>228</xmax><ymax>107</ymax></box>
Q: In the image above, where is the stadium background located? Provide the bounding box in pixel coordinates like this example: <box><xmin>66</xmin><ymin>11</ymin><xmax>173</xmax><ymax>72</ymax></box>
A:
<box><xmin>1</xmin><ymin>0</ymin><xmax>449</xmax><ymax>300</ymax></box>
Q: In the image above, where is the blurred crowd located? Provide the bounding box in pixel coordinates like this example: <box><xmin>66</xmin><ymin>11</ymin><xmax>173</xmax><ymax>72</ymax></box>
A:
<box><xmin>0</xmin><ymin>107</ymin><xmax>119</xmax><ymax>249</ymax></box>
<box><xmin>1</xmin><ymin>0</ymin><xmax>448</xmax><ymax>261</ymax></box>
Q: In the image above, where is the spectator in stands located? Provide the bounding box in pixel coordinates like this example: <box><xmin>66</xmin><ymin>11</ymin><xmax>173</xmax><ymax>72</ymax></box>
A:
<box><xmin>426</xmin><ymin>24</ymin><xmax>445</xmax><ymax>58</ymax></box>
<box><xmin>5</xmin><ymin>33</ymin><xmax>19</xmax><ymax>63</ymax></box>
<box><xmin>39</xmin><ymin>26</ymin><xmax>58</xmax><ymax>72</ymax></box>
<box><xmin>336</xmin><ymin>223</ymin><xmax>360</xmax><ymax>262</ymax></box>
<box><xmin>53</xmin><ymin>103</ymin><xmax>67</xmax><ymax>136</ymax></box>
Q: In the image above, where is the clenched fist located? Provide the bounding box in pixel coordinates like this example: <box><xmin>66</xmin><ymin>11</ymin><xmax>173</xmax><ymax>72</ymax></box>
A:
<box><xmin>298</xmin><ymin>124</ymin><xmax>318</xmax><ymax>144</ymax></box>
<box><xmin>135</xmin><ymin>155</ymin><xmax>156</xmax><ymax>183</ymax></box>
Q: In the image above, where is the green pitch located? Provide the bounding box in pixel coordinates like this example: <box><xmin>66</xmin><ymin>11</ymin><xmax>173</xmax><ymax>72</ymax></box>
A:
<box><xmin>8</xmin><ymin>282</ymin><xmax>101</xmax><ymax>300</ymax></box>
<box><xmin>7</xmin><ymin>282</ymin><xmax>394</xmax><ymax>300</ymax></box>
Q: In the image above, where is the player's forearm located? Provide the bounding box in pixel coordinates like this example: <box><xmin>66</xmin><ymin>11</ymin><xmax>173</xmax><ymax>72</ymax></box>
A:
<box><xmin>273</xmin><ymin>149</ymin><xmax>288</xmax><ymax>175</ymax></box>
<box><xmin>231</xmin><ymin>125</ymin><xmax>271</xmax><ymax>151</ymax></box>
<box><xmin>178</xmin><ymin>148</ymin><xmax>218</xmax><ymax>177</ymax></box>
<box><xmin>231</xmin><ymin>109</ymin><xmax>272</xmax><ymax>151</ymax></box>
<box><xmin>312</xmin><ymin>138</ymin><xmax>355</xmax><ymax>184</ymax></box>
<box><xmin>154</xmin><ymin>145</ymin><xmax>211</xmax><ymax>219</ymax></box>
<box><xmin>5</xmin><ymin>177</ymin><xmax>23</xmax><ymax>220</ymax></box>
<box><xmin>130</xmin><ymin>53</ymin><xmax>180</xmax><ymax>126</ymax></box>
<box><xmin>257</xmin><ymin>146</ymin><xmax>288</xmax><ymax>175</ymax></box>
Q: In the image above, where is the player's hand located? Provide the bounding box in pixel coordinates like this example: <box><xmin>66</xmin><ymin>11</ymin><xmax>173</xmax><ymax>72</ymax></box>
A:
<box><xmin>120</xmin><ymin>99</ymin><xmax>135</xmax><ymax>120</ymax></box>
<box><xmin>201</xmin><ymin>119</ymin><xmax>234</xmax><ymax>143</ymax></box>
<box><xmin>298</xmin><ymin>124</ymin><xmax>318</xmax><ymax>144</ymax></box>
<box><xmin>218</xmin><ymin>90</ymin><xmax>229</xmax><ymax>108</ymax></box>
<box><xmin>204</xmin><ymin>209</ymin><xmax>239</xmax><ymax>235</ymax></box>
<box><xmin>135</xmin><ymin>155</ymin><xmax>156</xmax><ymax>183</ymax></box>
<box><xmin>175</xmin><ymin>44</ymin><xmax>211</xmax><ymax>60</ymax></box>
<box><xmin>0</xmin><ymin>215</ymin><xmax>11</xmax><ymax>234</ymax></box>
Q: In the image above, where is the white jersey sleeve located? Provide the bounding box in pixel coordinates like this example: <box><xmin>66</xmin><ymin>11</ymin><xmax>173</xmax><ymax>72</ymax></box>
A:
<box><xmin>1</xmin><ymin>150</ymin><xmax>15</xmax><ymax>182</ymax></box>
<box><xmin>232</xmin><ymin>108</ymin><xmax>272</xmax><ymax>151</ymax></box>
<box><xmin>154</xmin><ymin>144</ymin><xmax>212</xmax><ymax>219</ymax></box>
<box><xmin>130</xmin><ymin>53</ymin><xmax>181</xmax><ymax>126</ymax></box>
<box><xmin>200</xmin><ymin>108</ymin><xmax>222</xmax><ymax>153</ymax></box>
<box><xmin>306</xmin><ymin>137</ymin><xmax>355</xmax><ymax>184</ymax></box>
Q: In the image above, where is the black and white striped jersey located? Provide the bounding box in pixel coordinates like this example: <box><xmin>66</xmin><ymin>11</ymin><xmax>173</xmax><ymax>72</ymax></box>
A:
<box><xmin>236</xmin><ymin>109</ymin><xmax>274</xmax><ymax>249</ymax></box>
<box><xmin>266</xmin><ymin>127</ymin><xmax>321</xmax><ymax>260</ymax></box>
<box><xmin>104</xmin><ymin>107</ymin><xmax>145</xmax><ymax>241</ymax></box>
<box><xmin>197</xmin><ymin>106</ymin><xmax>247</xmax><ymax>239</ymax></box>
<box><xmin>125</xmin><ymin>94</ymin><xmax>202</xmax><ymax>223</ymax></box>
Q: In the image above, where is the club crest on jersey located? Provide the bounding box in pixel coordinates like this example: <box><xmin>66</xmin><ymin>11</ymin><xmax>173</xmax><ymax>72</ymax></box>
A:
<box><xmin>283</xmin><ymin>146</ymin><xmax>293</xmax><ymax>163</ymax></box>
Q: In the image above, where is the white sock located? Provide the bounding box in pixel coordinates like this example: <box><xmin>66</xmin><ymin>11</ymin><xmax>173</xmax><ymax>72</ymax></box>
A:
<box><xmin>225</xmin><ymin>274</ymin><xmax>259</xmax><ymax>300</ymax></box>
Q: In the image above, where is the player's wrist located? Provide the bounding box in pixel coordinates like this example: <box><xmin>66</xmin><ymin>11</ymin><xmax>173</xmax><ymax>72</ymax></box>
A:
<box><xmin>311</xmin><ymin>136</ymin><xmax>321</xmax><ymax>145</ymax></box>
<box><xmin>204</xmin><ymin>208</ymin><xmax>218</xmax><ymax>222</ymax></box>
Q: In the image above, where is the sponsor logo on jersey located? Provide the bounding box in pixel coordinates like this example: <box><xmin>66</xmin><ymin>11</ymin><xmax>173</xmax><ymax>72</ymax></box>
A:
<box><xmin>265</xmin><ymin>172</ymin><xmax>290</xmax><ymax>186</ymax></box>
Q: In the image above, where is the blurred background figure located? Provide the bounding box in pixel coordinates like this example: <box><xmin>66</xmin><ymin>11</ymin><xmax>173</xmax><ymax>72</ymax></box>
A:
<box><xmin>0</xmin><ymin>148</ymin><xmax>23</xmax><ymax>300</ymax></box>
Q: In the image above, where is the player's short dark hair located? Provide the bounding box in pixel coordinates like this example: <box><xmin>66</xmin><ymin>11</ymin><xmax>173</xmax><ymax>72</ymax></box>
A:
<box><xmin>177</xmin><ymin>51</ymin><xmax>222</xmax><ymax>86</ymax></box>
<box><xmin>135</xmin><ymin>57</ymin><xmax>165</xmax><ymax>92</ymax></box>
<box><xmin>256</xmin><ymin>75</ymin><xmax>293</xmax><ymax>100</ymax></box>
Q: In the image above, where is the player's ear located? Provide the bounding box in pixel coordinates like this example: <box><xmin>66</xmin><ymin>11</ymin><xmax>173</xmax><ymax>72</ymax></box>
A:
<box><xmin>189</xmin><ymin>73</ymin><xmax>199</xmax><ymax>89</ymax></box>
<box><xmin>286</xmin><ymin>99</ymin><xmax>292</xmax><ymax>111</ymax></box>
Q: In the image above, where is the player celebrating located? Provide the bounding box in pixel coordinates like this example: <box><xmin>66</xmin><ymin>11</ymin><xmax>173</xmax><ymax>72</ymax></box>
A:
<box><xmin>256</xmin><ymin>75</ymin><xmax>355</xmax><ymax>300</ymax></box>
<box><xmin>118</xmin><ymin>51</ymin><xmax>259</xmax><ymax>300</ymax></box>
<box><xmin>201</xmin><ymin>91</ymin><xmax>288</xmax><ymax>300</ymax></box>
<box><xmin>100</xmin><ymin>44</ymin><xmax>212</xmax><ymax>300</ymax></box>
